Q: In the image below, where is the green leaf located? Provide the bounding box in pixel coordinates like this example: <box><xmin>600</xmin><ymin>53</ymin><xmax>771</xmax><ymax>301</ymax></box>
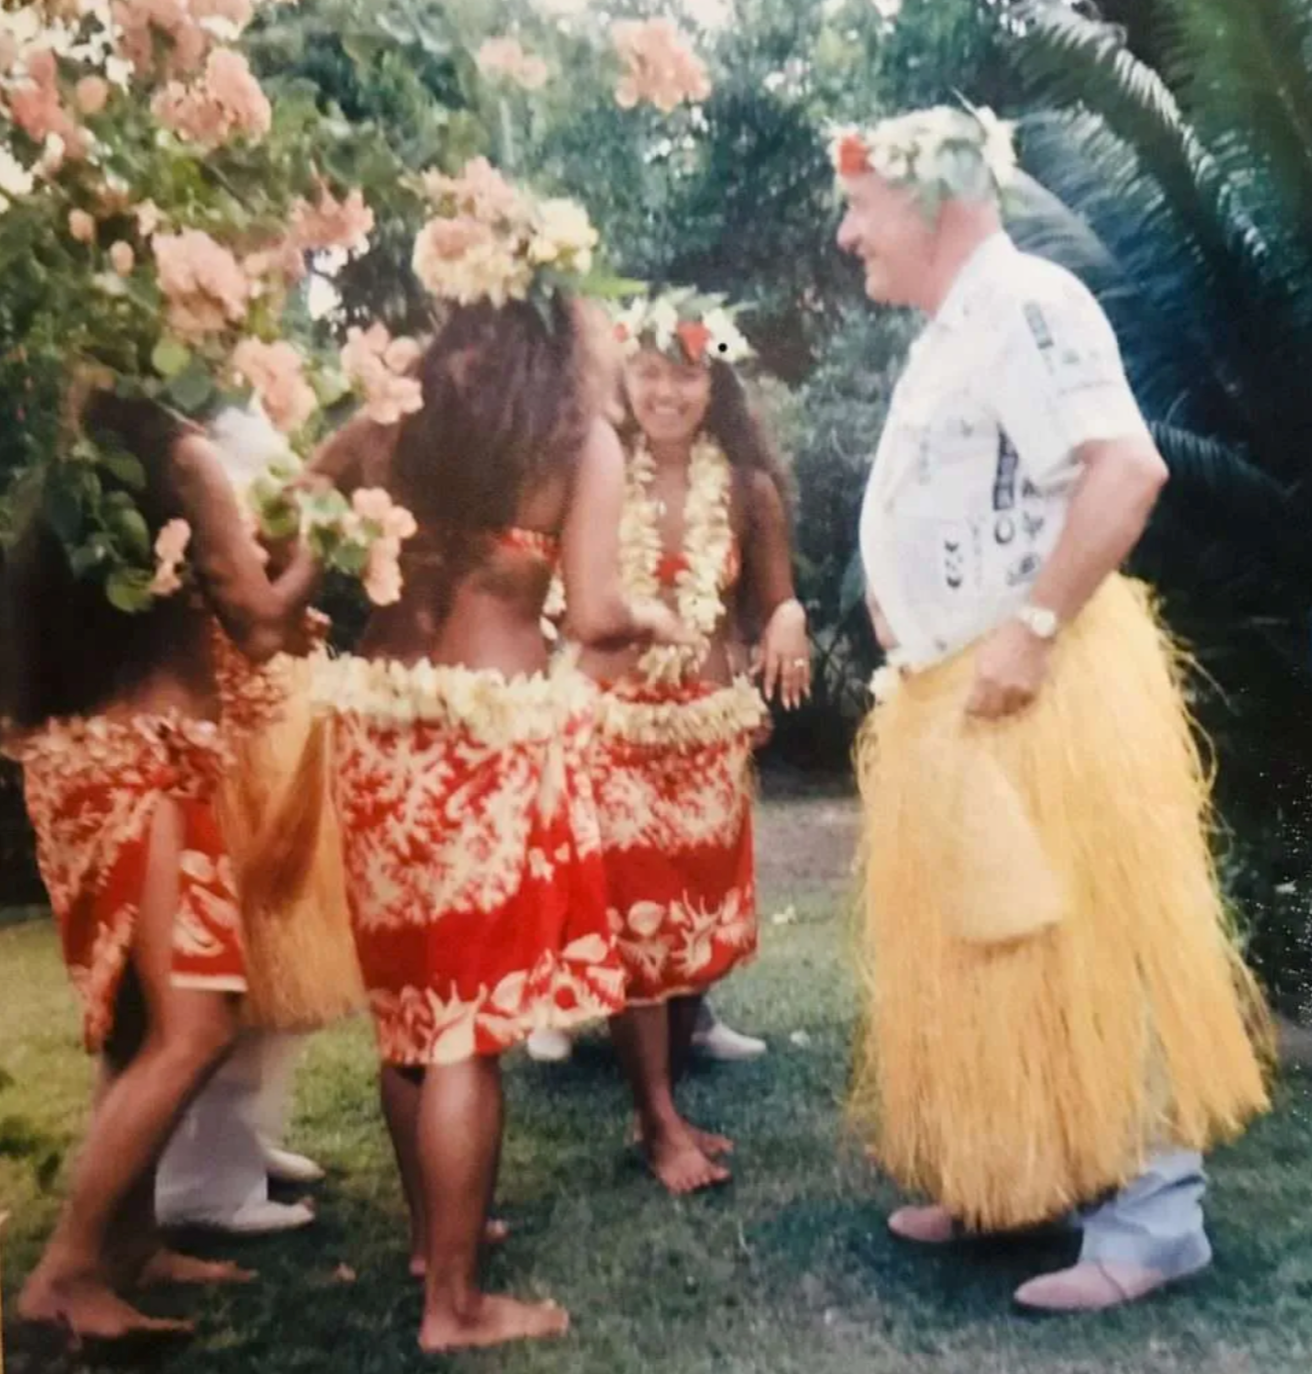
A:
<box><xmin>69</xmin><ymin>542</ymin><xmax>108</xmax><ymax>576</ymax></box>
<box><xmin>109</xmin><ymin>506</ymin><xmax>152</xmax><ymax>561</ymax></box>
<box><xmin>44</xmin><ymin>485</ymin><xmax>84</xmax><ymax>545</ymax></box>
<box><xmin>151</xmin><ymin>337</ymin><xmax>193</xmax><ymax>379</ymax></box>
<box><xmin>312</xmin><ymin>367</ymin><xmax>352</xmax><ymax>409</ymax></box>
<box><xmin>105</xmin><ymin>567</ymin><xmax>156</xmax><ymax>614</ymax></box>
<box><xmin>577</xmin><ymin>271</ymin><xmax>649</xmax><ymax>301</ymax></box>
<box><xmin>329</xmin><ymin>540</ymin><xmax>369</xmax><ymax>577</ymax></box>
<box><xmin>100</xmin><ymin>449</ymin><xmax>147</xmax><ymax>491</ymax></box>
<box><xmin>166</xmin><ymin>362</ymin><xmax>215</xmax><ymax>415</ymax></box>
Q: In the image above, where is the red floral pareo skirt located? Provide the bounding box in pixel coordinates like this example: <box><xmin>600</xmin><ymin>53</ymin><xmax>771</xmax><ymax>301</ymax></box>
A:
<box><xmin>18</xmin><ymin>714</ymin><xmax>244</xmax><ymax>1053</ymax></box>
<box><xmin>591</xmin><ymin>677</ymin><xmax>764</xmax><ymax>1005</ymax></box>
<box><xmin>323</xmin><ymin>657</ymin><xmax>626</xmax><ymax>1065</ymax></box>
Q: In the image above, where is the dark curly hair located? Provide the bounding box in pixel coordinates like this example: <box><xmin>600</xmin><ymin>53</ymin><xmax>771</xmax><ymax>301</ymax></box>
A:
<box><xmin>1</xmin><ymin>394</ymin><xmax>190</xmax><ymax>730</ymax></box>
<box><xmin>390</xmin><ymin>295</ymin><xmax>599</xmax><ymax>537</ymax></box>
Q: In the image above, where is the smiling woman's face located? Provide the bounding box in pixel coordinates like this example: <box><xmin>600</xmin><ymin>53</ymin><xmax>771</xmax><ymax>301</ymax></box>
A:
<box><xmin>623</xmin><ymin>348</ymin><xmax>713</xmax><ymax>448</ymax></box>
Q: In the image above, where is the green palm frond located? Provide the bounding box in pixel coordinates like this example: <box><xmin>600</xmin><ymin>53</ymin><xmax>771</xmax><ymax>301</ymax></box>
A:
<box><xmin>1012</xmin><ymin>1</ymin><xmax>1265</xmax><ymax>275</ymax></box>
<box><xmin>1012</xmin><ymin>0</ymin><xmax>1312</xmax><ymax>473</ymax></box>
<box><xmin>1160</xmin><ymin>0</ymin><xmax>1312</xmax><ymax>231</ymax></box>
<box><xmin>1135</xmin><ymin>423</ymin><xmax>1308</xmax><ymax>614</ymax></box>
<box><xmin>1155</xmin><ymin>0</ymin><xmax>1312</xmax><ymax>345</ymax></box>
<box><xmin>1006</xmin><ymin>136</ymin><xmax>1242</xmax><ymax>437</ymax></box>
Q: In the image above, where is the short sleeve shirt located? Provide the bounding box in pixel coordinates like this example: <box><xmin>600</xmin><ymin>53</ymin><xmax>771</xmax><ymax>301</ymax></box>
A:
<box><xmin>859</xmin><ymin>233</ymin><xmax>1152</xmax><ymax>669</ymax></box>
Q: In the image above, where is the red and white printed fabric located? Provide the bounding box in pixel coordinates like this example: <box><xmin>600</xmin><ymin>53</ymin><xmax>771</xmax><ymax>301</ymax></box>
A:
<box><xmin>591</xmin><ymin>677</ymin><xmax>764</xmax><ymax>1005</ymax></box>
<box><xmin>321</xmin><ymin>656</ymin><xmax>626</xmax><ymax>1065</ymax></box>
<box><xmin>18</xmin><ymin>714</ymin><xmax>244</xmax><ymax>1053</ymax></box>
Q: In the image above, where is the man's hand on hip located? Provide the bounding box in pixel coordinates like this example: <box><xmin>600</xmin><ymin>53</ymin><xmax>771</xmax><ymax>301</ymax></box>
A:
<box><xmin>966</xmin><ymin>619</ymin><xmax>1053</xmax><ymax>719</ymax></box>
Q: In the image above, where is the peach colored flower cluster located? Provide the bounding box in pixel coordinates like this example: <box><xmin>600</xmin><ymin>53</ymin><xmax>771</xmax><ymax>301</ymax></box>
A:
<box><xmin>112</xmin><ymin>0</ymin><xmax>257</xmax><ymax>79</ymax></box>
<box><xmin>67</xmin><ymin>207</ymin><xmax>95</xmax><ymax>241</ymax></box>
<box><xmin>289</xmin><ymin>185</ymin><xmax>375</xmax><ymax>255</ymax></box>
<box><xmin>231</xmin><ymin>337</ymin><xmax>317</xmax><ymax>435</ymax></box>
<box><xmin>340</xmin><ymin>323</ymin><xmax>424</xmax><ymax>426</ymax></box>
<box><xmin>240</xmin><ymin>236</ymin><xmax>305</xmax><ymax>289</ymax></box>
<box><xmin>611</xmin><ymin>19</ymin><xmax>710</xmax><ymax>114</ymax></box>
<box><xmin>413</xmin><ymin>158</ymin><xmax>530</xmax><ymax>307</ymax></box>
<box><xmin>151</xmin><ymin>48</ymin><xmax>270</xmax><ymax>146</ymax></box>
<box><xmin>412</xmin><ymin>214</ymin><xmax>529</xmax><ymax>308</ymax></box>
<box><xmin>412</xmin><ymin>158</ymin><xmax>597</xmax><ymax>308</ymax></box>
<box><xmin>149</xmin><ymin>518</ymin><xmax>191</xmax><ymax>597</ymax></box>
<box><xmin>7</xmin><ymin>47</ymin><xmax>88</xmax><ymax>157</ymax></box>
<box><xmin>476</xmin><ymin>36</ymin><xmax>548</xmax><ymax>91</ymax></box>
<box><xmin>349</xmin><ymin>488</ymin><xmax>417</xmax><ymax>607</ymax></box>
<box><xmin>112</xmin><ymin>0</ymin><xmax>208</xmax><ymax>78</ymax></box>
<box><xmin>75</xmin><ymin>75</ymin><xmax>110</xmax><ymax>115</ymax></box>
<box><xmin>153</xmin><ymin>228</ymin><xmax>250</xmax><ymax>339</ymax></box>
<box><xmin>421</xmin><ymin>156</ymin><xmax>525</xmax><ymax>225</ymax></box>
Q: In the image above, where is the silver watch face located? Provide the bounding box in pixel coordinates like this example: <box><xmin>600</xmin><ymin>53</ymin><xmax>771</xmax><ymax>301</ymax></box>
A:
<box><xmin>1022</xmin><ymin>606</ymin><xmax>1059</xmax><ymax>639</ymax></box>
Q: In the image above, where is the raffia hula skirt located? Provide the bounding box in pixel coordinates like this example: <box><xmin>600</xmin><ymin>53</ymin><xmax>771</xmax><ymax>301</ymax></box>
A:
<box><xmin>852</xmin><ymin>575</ymin><xmax>1271</xmax><ymax>1232</ymax></box>
<box><xmin>317</xmin><ymin>654</ymin><xmax>626</xmax><ymax>1066</ymax></box>
<box><xmin>218</xmin><ymin>654</ymin><xmax>365</xmax><ymax>1033</ymax></box>
<box><xmin>591</xmin><ymin>676</ymin><xmax>765</xmax><ymax>1005</ymax></box>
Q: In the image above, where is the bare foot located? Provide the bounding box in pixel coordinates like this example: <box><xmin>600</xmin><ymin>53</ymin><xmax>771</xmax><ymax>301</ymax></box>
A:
<box><xmin>410</xmin><ymin>1220</ymin><xmax>510</xmax><ymax>1277</ymax></box>
<box><xmin>645</xmin><ymin>1123</ymin><xmax>731</xmax><ymax>1195</ymax></box>
<box><xmin>630</xmin><ymin>1117</ymin><xmax>735</xmax><ymax>1158</ymax></box>
<box><xmin>140</xmin><ymin>1250</ymin><xmax>257</xmax><ymax>1287</ymax></box>
<box><xmin>689</xmin><ymin>1127</ymin><xmax>734</xmax><ymax>1158</ymax></box>
<box><xmin>19</xmin><ymin>1272</ymin><xmax>195</xmax><ymax>1342</ymax></box>
<box><xmin>418</xmin><ymin>1294</ymin><xmax>569</xmax><ymax>1352</ymax></box>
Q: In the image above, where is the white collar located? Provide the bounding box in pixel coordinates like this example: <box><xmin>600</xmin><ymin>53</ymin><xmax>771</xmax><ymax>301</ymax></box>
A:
<box><xmin>931</xmin><ymin>231</ymin><xmax>1016</xmax><ymax>332</ymax></box>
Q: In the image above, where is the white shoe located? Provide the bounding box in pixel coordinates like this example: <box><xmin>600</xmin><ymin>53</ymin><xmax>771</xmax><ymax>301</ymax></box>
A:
<box><xmin>526</xmin><ymin>1029</ymin><xmax>573</xmax><ymax>1063</ymax></box>
<box><xmin>691</xmin><ymin>1019</ymin><xmax>768</xmax><ymax>1062</ymax></box>
<box><xmin>263</xmin><ymin>1145</ymin><xmax>326</xmax><ymax>1186</ymax></box>
<box><xmin>1013</xmin><ymin>1257</ymin><xmax>1206</xmax><ymax>1312</ymax></box>
<box><xmin>160</xmin><ymin>1198</ymin><xmax>316</xmax><ymax>1235</ymax></box>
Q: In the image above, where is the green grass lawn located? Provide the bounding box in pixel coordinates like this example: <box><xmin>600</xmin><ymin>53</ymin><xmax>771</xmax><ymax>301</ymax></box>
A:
<box><xmin>3</xmin><ymin>795</ymin><xmax>1312</xmax><ymax>1373</ymax></box>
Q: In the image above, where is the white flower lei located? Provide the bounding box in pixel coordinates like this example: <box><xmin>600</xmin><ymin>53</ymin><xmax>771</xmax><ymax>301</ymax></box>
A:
<box><xmin>624</xmin><ymin>433</ymin><xmax>735</xmax><ymax>684</ymax></box>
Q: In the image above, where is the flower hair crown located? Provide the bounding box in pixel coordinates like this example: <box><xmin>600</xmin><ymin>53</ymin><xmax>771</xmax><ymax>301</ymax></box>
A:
<box><xmin>831</xmin><ymin>102</ymin><xmax>1018</xmax><ymax>210</ymax></box>
<box><xmin>413</xmin><ymin>157</ymin><xmax>630</xmax><ymax>318</ymax></box>
<box><xmin>612</xmin><ymin>288</ymin><xmax>752</xmax><ymax>367</ymax></box>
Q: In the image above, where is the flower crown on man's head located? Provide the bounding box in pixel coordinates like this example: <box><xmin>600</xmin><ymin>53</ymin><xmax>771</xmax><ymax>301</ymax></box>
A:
<box><xmin>612</xmin><ymin>288</ymin><xmax>752</xmax><ymax>367</ymax></box>
<box><xmin>412</xmin><ymin>158</ymin><xmax>602</xmax><ymax>311</ymax></box>
<box><xmin>830</xmin><ymin>102</ymin><xmax>1018</xmax><ymax>210</ymax></box>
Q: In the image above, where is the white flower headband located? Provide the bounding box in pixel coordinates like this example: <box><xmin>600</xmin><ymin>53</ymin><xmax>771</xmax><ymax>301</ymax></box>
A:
<box><xmin>830</xmin><ymin>102</ymin><xmax>1018</xmax><ymax>210</ymax></box>
<box><xmin>613</xmin><ymin>288</ymin><xmax>752</xmax><ymax>367</ymax></box>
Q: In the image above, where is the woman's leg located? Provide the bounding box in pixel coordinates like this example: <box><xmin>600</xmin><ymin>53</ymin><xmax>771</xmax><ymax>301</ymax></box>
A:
<box><xmin>415</xmin><ymin>1055</ymin><xmax>567</xmax><ymax>1352</ymax></box>
<box><xmin>667</xmin><ymin>993</ymin><xmax>705</xmax><ymax>1084</ymax></box>
<box><xmin>610</xmin><ymin>1004</ymin><xmax>730</xmax><ymax>1195</ymax></box>
<box><xmin>379</xmin><ymin>1064</ymin><xmax>429</xmax><ymax>1278</ymax></box>
<box><xmin>19</xmin><ymin>800</ymin><xmax>241</xmax><ymax>1339</ymax></box>
<box><xmin>666</xmin><ymin>993</ymin><xmax>734</xmax><ymax>1158</ymax></box>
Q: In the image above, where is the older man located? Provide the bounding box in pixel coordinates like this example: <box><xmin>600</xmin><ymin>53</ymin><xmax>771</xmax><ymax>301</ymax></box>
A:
<box><xmin>833</xmin><ymin>106</ymin><xmax>1268</xmax><ymax>1312</ymax></box>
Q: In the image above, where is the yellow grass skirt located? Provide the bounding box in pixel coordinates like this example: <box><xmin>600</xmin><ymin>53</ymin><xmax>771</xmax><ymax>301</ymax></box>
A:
<box><xmin>219</xmin><ymin>658</ymin><xmax>365</xmax><ymax>1032</ymax></box>
<box><xmin>852</xmin><ymin>575</ymin><xmax>1271</xmax><ymax>1232</ymax></box>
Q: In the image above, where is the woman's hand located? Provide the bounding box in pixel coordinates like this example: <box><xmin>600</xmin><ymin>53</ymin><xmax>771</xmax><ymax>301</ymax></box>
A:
<box><xmin>755</xmin><ymin>598</ymin><xmax>811</xmax><ymax>710</ymax></box>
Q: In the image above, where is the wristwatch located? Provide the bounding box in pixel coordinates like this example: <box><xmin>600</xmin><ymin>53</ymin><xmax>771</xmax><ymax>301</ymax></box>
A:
<box><xmin>1015</xmin><ymin>603</ymin><xmax>1061</xmax><ymax>641</ymax></box>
